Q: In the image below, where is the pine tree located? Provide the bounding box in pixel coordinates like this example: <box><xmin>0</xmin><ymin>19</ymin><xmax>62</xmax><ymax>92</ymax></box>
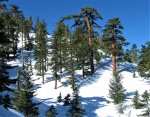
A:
<box><xmin>124</xmin><ymin>49</ymin><xmax>132</xmax><ymax>63</ymax></box>
<box><xmin>72</xmin><ymin>27</ymin><xmax>89</xmax><ymax>78</ymax></box>
<box><xmin>24</xmin><ymin>16</ymin><xmax>33</xmax><ymax>51</ymax></box>
<box><xmin>57</xmin><ymin>92</ymin><xmax>62</xmax><ymax>103</ymax></box>
<box><xmin>24</xmin><ymin>53</ymin><xmax>33</xmax><ymax>75</ymax></box>
<box><xmin>64</xmin><ymin>32</ymin><xmax>77</xmax><ymax>90</ymax></box>
<box><xmin>46</xmin><ymin>105</ymin><xmax>57</xmax><ymax>117</ymax></box>
<box><xmin>102</xmin><ymin>18</ymin><xmax>129</xmax><ymax>76</ymax></box>
<box><xmin>50</xmin><ymin>22</ymin><xmax>68</xmax><ymax>89</ymax></box>
<box><xmin>34</xmin><ymin>19</ymin><xmax>48</xmax><ymax>84</ymax></box>
<box><xmin>141</xmin><ymin>90</ymin><xmax>150</xmax><ymax>116</ymax></box>
<box><xmin>67</xmin><ymin>87</ymin><xmax>85</xmax><ymax>117</ymax></box>
<box><xmin>132</xmin><ymin>91</ymin><xmax>143</xmax><ymax>109</ymax></box>
<box><xmin>130</xmin><ymin>44</ymin><xmax>138</xmax><ymax>63</ymax></box>
<box><xmin>109</xmin><ymin>73</ymin><xmax>126</xmax><ymax>104</ymax></box>
<box><xmin>0</xmin><ymin>58</ymin><xmax>15</xmax><ymax>109</ymax></box>
<box><xmin>63</xmin><ymin>94</ymin><xmax>71</xmax><ymax>106</ymax></box>
<box><xmin>13</xmin><ymin>70</ymin><xmax>39</xmax><ymax>117</ymax></box>
<box><xmin>137</xmin><ymin>41</ymin><xmax>150</xmax><ymax>79</ymax></box>
<box><xmin>61</xmin><ymin>7</ymin><xmax>103</xmax><ymax>74</ymax></box>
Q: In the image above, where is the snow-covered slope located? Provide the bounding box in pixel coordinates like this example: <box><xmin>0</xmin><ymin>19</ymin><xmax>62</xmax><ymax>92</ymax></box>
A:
<box><xmin>1</xmin><ymin>33</ymin><xmax>150</xmax><ymax>117</ymax></box>
<box><xmin>32</xmin><ymin>58</ymin><xmax>150</xmax><ymax>117</ymax></box>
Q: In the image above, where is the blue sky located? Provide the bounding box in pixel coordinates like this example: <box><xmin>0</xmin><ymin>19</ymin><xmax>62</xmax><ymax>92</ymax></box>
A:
<box><xmin>9</xmin><ymin>0</ymin><xmax>149</xmax><ymax>49</ymax></box>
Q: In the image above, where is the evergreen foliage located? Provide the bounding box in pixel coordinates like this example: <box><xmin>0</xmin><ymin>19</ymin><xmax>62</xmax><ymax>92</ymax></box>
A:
<box><xmin>67</xmin><ymin>88</ymin><xmax>85</xmax><ymax>117</ymax></box>
<box><xmin>34</xmin><ymin>19</ymin><xmax>48</xmax><ymax>84</ymax></box>
<box><xmin>109</xmin><ymin>73</ymin><xmax>126</xmax><ymax>104</ymax></box>
<box><xmin>46</xmin><ymin>105</ymin><xmax>57</xmax><ymax>117</ymax></box>
<box><xmin>57</xmin><ymin>92</ymin><xmax>62</xmax><ymax>103</ymax></box>
<box><xmin>124</xmin><ymin>49</ymin><xmax>132</xmax><ymax>63</ymax></box>
<box><xmin>140</xmin><ymin>90</ymin><xmax>150</xmax><ymax>116</ymax></box>
<box><xmin>137</xmin><ymin>41</ymin><xmax>150</xmax><ymax>79</ymax></box>
<box><xmin>132</xmin><ymin>91</ymin><xmax>143</xmax><ymax>109</ymax></box>
<box><xmin>102</xmin><ymin>18</ymin><xmax>129</xmax><ymax>75</ymax></box>
<box><xmin>61</xmin><ymin>7</ymin><xmax>103</xmax><ymax>74</ymax></box>
<box><xmin>63</xmin><ymin>93</ymin><xmax>71</xmax><ymax>106</ymax></box>
<box><xmin>50</xmin><ymin>22</ymin><xmax>68</xmax><ymax>89</ymax></box>
<box><xmin>130</xmin><ymin>44</ymin><xmax>138</xmax><ymax>63</ymax></box>
<box><xmin>13</xmin><ymin>70</ymin><xmax>39</xmax><ymax>117</ymax></box>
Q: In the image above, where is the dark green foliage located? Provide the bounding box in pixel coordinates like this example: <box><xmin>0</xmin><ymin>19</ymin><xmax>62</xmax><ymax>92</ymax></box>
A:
<box><xmin>24</xmin><ymin>53</ymin><xmax>33</xmax><ymax>75</ymax></box>
<box><xmin>3</xmin><ymin>94</ymin><xmax>11</xmax><ymax>109</ymax></box>
<box><xmin>57</xmin><ymin>92</ymin><xmax>62</xmax><ymax>103</ymax></box>
<box><xmin>50</xmin><ymin>22</ymin><xmax>68</xmax><ymax>89</ymax></box>
<box><xmin>0</xmin><ymin>58</ymin><xmax>15</xmax><ymax>109</ymax></box>
<box><xmin>13</xmin><ymin>70</ymin><xmax>39</xmax><ymax>117</ymax></box>
<box><xmin>102</xmin><ymin>18</ymin><xmax>129</xmax><ymax>75</ymax></box>
<box><xmin>124</xmin><ymin>49</ymin><xmax>132</xmax><ymax>63</ymax></box>
<box><xmin>130</xmin><ymin>44</ymin><xmax>138</xmax><ymax>63</ymax></box>
<box><xmin>67</xmin><ymin>88</ymin><xmax>85</xmax><ymax>117</ymax></box>
<box><xmin>23</xmin><ymin>16</ymin><xmax>33</xmax><ymax>51</ymax></box>
<box><xmin>34</xmin><ymin>19</ymin><xmax>48</xmax><ymax>84</ymax></box>
<box><xmin>137</xmin><ymin>41</ymin><xmax>150</xmax><ymax>79</ymax></box>
<box><xmin>140</xmin><ymin>90</ymin><xmax>150</xmax><ymax>116</ymax></box>
<box><xmin>46</xmin><ymin>105</ymin><xmax>57</xmax><ymax>117</ymax></box>
<box><xmin>63</xmin><ymin>94</ymin><xmax>71</xmax><ymax>106</ymax></box>
<box><xmin>132</xmin><ymin>91</ymin><xmax>143</xmax><ymax>109</ymax></box>
<box><xmin>109</xmin><ymin>73</ymin><xmax>126</xmax><ymax>104</ymax></box>
<box><xmin>61</xmin><ymin>7</ymin><xmax>103</xmax><ymax>74</ymax></box>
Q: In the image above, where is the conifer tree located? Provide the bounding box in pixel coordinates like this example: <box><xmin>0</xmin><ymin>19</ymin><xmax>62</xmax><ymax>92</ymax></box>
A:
<box><xmin>67</xmin><ymin>87</ymin><xmax>85</xmax><ymax>117</ymax></box>
<box><xmin>109</xmin><ymin>73</ymin><xmax>126</xmax><ymax>104</ymax></box>
<box><xmin>50</xmin><ymin>22</ymin><xmax>68</xmax><ymax>89</ymax></box>
<box><xmin>124</xmin><ymin>49</ymin><xmax>132</xmax><ymax>63</ymax></box>
<box><xmin>130</xmin><ymin>44</ymin><xmax>138</xmax><ymax>63</ymax></box>
<box><xmin>132</xmin><ymin>91</ymin><xmax>143</xmax><ymax>109</ymax></box>
<box><xmin>46</xmin><ymin>105</ymin><xmax>57</xmax><ymax>117</ymax></box>
<box><xmin>24</xmin><ymin>53</ymin><xmax>33</xmax><ymax>75</ymax></box>
<box><xmin>72</xmin><ymin>27</ymin><xmax>89</xmax><ymax>78</ymax></box>
<box><xmin>34</xmin><ymin>19</ymin><xmax>48</xmax><ymax>84</ymax></box>
<box><xmin>13</xmin><ymin>70</ymin><xmax>39</xmax><ymax>117</ymax></box>
<box><xmin>141</xmin><ymin>90</ymin><xmax>150</xmax><ymax>116</ymax></box>
<box><xmin>137</xmin><ymin>41</ymin><xmax>150</xmax><ymax>79</ymax></box>
<box><xmin>64</xmin><ymin>32</ymin><xmax>77</xmax><ymax>90</ymax></box>
<box><xmin>61</xmin><ymin>7</ymin><xmax>103</xmax><ymax>74</ymax></box>
<box><xmin>102</xmin><ymin>18</ymin><xmax>129</xmax><ymax>76</ymax></box>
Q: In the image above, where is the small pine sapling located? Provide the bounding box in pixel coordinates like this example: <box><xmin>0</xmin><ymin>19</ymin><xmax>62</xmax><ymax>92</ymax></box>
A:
<box><xmin>132</xmin><ymin>91</ymin><xmax>143</xmax><ymax>109</ymax></box>
<box><xmin>63</xmin><ymin>94</ymin><xmax>71</xmax><ymax>106</ymax></box>
<box><xmin>57</xmin><ymin>92</ymin><xmax>62</xmax><ymax>103</ymax></box>
<box><xmin>141</xmin><ymin>90</ymin><xmax>150</xmax><ymax>116</ymax></box>
<box><xmin>46</xmin><ymin>105</ymin><xmax>57</xmax><ymax>117</ymax></box>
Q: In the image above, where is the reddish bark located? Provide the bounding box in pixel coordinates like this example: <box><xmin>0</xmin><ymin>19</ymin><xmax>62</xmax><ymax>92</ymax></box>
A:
<box><xmin>84</xmin><ymin>16</ymin><xmax>94</xmax><ymax>74</ymax></box>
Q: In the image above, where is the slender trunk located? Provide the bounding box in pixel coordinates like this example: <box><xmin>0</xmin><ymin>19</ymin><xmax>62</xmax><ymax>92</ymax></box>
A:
<box><xmin>82</xmin><ymin>66</ymin><xmax>85</xmax><ymax>78</ymax></box>
<box><xmin>70</xmin><ymin>48</ymin><xmax>75</xmax><ymax>91</ymax></box>
<box><xmin>41</xmin><ymin>56</ymin><xmax>44</xmax><ymax>84</ymax></box>
<box><xmin>21</xmin><ymin>27</ymin><xmax>24</xmax><ymax>67</ymax></box>
<box><xmin>29</xmin><ymin>54</ymin><xmax>33</xmax><ymax>75</ymax></box>
<box><xmin>84</xmin><ymin>16</ymin><xmax>94</xmax><ymax>74</ymax></box>
<box><xmin>44</xmin><ymin>55</ymin><xmax>47</xmax><ymax>72</ymax></box>
<box><xmin>54</xmin><ymin>72</ymin><xmax>57</xmax><ymax>89</ymax></box>
<box><xmin>60</xmin><ymin>40</ymin><xmax>62</xmax><ymax>73</ymax></box>
<box><xmin>16</xmin><ymin>70</ymin><xmax>20</xmax><ymax>90</ymax></box>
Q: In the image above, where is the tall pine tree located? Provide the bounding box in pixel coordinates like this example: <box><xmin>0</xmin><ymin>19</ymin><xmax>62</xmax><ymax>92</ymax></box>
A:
<box><xmin>102</xmin><ymin>18</ymin><xmax>129</xmax><ymax>76</ymax></box>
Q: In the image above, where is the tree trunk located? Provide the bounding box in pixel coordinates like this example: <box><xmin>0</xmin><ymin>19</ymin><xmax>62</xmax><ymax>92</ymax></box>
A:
<box><xmin>112</xmin><ymin>53</ymin><xmax>117</xmax><ymax>76</ymax></box>
<box><xmin>54</xmin><ymin>73</ymin><xmax>57</xmax><ymax>89</ymax></box>
<box><xmin>84</xmin><ymin>16</ymin><xmax>94</xmax><ymax>74</ymax></box>
<box><xmin>112</xmin><ymin>41</ymin><xmax>117</xmax><ymax>76</ymax></box>
<box><xmin>16</xmin><ymin>70</ymin><xmax>20</xmax><ymax>90</ymax></box>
